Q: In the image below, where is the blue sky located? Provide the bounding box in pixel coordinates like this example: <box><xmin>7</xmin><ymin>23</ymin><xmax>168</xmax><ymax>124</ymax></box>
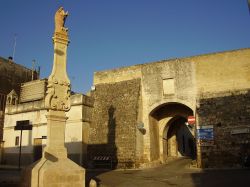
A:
<box><xmin>0</xmin><ymin>0</ymin><xmax>250</xmax><ymax>93</ymax></box>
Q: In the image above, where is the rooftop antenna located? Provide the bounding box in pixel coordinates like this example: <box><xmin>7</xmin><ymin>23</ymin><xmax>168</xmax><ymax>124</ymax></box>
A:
<box><xmin>38</xmin><ymin>66</ymin><xmax>41</xmax><ymax>79</ymax></box>
<box><xmin>12</xmin><ymin>34</ymin><xmax>17</xmax><ymax>61</ymax></box>
<box><xmin>32</xmin><ymin>59</ymin><xmax>36</xmax><ymax>81</ymax></box>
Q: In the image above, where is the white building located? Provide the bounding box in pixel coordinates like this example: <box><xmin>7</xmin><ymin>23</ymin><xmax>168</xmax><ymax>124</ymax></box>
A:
<box><xmin>2</xmin><ymin>79</ymin><xmax>93</xmax><ymax>166</ymax></box>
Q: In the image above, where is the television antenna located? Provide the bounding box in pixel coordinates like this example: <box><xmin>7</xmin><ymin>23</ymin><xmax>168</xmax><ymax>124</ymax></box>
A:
<box><xmin>12</xmin><ymin>34</ymin><xmax>17</xmax><ymax>61</ymax></box>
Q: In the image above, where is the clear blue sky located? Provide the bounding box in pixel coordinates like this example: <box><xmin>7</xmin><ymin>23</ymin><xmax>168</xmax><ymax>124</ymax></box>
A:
<box><xmin>1</xmin><ymin>0</ymin><xmax>250</xmax><ymax>93</ymax></box>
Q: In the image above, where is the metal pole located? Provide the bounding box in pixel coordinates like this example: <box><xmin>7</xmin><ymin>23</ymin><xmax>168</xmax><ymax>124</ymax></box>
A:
<box><xmin>18</xmin><ymin>129</ymin><xmax>23</xmax><ymax>169</ymax></box>
<box><xmin>12</xmin><ymin>34</ymin><xmax>17</xmax><ymax>61</ymax></box>
<box><xmin>31</xmin><ymin>60</ymin><xmax>35</xmax><ymax>81</ymax></box>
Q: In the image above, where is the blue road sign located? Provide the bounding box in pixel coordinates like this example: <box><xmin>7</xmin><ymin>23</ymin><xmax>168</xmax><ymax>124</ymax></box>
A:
<box><xmin>197</xmin><ymin>128</ymin><xmax>214</xmax><ymax>140</ymax></box>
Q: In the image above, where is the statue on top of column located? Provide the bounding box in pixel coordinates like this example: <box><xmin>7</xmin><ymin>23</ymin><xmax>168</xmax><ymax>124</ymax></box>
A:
<box><xmin>55</xmin><ymin>7</ymin><xmax>68</xmax><ymax>33</ymax></box>
<box><xmin>45</xmin><ymin>6</ymin><xmax>71</xmax><ymax>111</ymax></box>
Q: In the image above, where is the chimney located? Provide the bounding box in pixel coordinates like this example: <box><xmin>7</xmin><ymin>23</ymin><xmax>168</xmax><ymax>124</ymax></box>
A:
<box><xmin>8</xmin><ymin>56</ymin><xmax>13</xmax><ymax>63</ymax></box>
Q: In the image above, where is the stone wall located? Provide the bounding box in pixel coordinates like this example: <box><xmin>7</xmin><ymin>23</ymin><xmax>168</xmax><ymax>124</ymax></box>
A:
<box><xmin>88</xmin><ymin>79</ymin><xmax>141</xmax><ymax>168</ymax></box>
<box><xmin>0</xmin><ymin>56</ymin><xmax>36</xmax><ymax>142</ymax></box>
<box><xmin>0</xmin><ymin>57</ymin><xmax>36</xmax><ymax>95</ymax></box>
<box><xmin>197</xmin><ymin>90</ymin><xmax>250</xmax><ymax>167</ymax></box>
<box><xmin>94</xmin><ymin>65</ymin><xmax>141</xmax><ymax>85</ymax></box>
<box><xmin>0</xmin><ymin>111</ymin><xmax>4</xmax><ymax>143</ymax></box>
<box><xmin>194</xmin><ymin>48</ymin><xmax>250</xmax><ymax>94</ymax></box>
<box><xmin>91</xmin><ymin>48</ymin><xmax>250</xmax><ymax>168</ymax></box>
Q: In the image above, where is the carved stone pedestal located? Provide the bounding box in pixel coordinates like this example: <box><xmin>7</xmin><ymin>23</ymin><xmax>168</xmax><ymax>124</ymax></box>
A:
<box><xmin>21</xmin><ymin>158</ymin><xmax>85</xmax><ymax>187</ymax></box>
<box><xmin>21</xmin><ymin>111</ymin><xmax>85</xmax><ymax>187</ymax></box>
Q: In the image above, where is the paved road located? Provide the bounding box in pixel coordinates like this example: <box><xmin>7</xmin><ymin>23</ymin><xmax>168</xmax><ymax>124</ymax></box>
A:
<box><xmin>1</xmin><ymin>158</ymin><xmax>250</xmax><ymax>187</ymax></box>
<box><xmin>90</xmin><ymin>158</ymin><xmax>250</xmax><ymax>187</ymax></box>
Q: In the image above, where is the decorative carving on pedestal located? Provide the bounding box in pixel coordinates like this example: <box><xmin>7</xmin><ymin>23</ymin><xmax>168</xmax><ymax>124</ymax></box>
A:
<box><xmin>45</xmin><ymin>79</ymin><xmax>71</xmax><ymax>111</ymax></box>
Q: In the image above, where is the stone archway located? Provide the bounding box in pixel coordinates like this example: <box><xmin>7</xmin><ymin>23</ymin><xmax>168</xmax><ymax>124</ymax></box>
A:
<box><xmin>149</xmin><ymin>102</ymin><xmax>195</xmax><ymax>162</ymax></box>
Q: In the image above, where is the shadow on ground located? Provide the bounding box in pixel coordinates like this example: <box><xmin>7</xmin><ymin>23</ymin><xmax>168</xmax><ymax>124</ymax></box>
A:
<box><xmin>1</xmin><ymin>158</ymin><xmax>250</xmax><ymax>187</ymax></box>
<box><xmin>191</xmin><ymin>168</ymin><xmax>250</xmax><ymax>187</ymax></box>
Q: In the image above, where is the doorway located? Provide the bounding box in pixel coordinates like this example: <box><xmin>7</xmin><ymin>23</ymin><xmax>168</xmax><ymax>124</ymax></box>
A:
<box><xmin>33</xmin><ymin>138</ymin><xmax>42</xmax><ymax>162</ymax></box>
<box><xmin>166</xmin><ymin>117</ymin><xmax>195</xmax><ymax>158</ymax></box>
<box><xmin>149</xmin><ymin>102</ymin><xmax>196</xmax><ymax>162</ymax></box>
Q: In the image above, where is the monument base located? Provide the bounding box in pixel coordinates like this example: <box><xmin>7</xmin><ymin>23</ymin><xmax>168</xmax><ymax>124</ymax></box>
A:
<box><xmin>21</xmin><ymin>157</ymin><xmax>85</xmax><ymax>187</ymax></box>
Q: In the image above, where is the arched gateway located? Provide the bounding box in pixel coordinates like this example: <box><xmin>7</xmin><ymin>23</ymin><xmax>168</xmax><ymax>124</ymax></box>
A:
<box><xmin>149</xmin><ymin>102</ymin><xmax>196</xmax><ymax>162</ymax></box>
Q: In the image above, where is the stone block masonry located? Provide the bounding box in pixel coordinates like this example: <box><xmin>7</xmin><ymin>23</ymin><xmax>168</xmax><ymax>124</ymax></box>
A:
<box><xmin>88</xmin><ymin>79</ymin><xmax>141</xmax><ymax>168</ymax></box>
<box><xmin>197</xmin><ymin>90</ymin><xmax>250</xmax><ymax>168</ymax></box>
<box><xmin>0</xmin><ymin>56</ymin><xmax>37</xmax><ymax>96</ymax></box>
<box><xmin>0</xmin><ymin>56</ymin><xmax>36</xmax><ymax>142</ymax></box>
<box><xmin>92</xmin><ymin>48</ymin><xmax>250</xmax><ymax>168</ymax></box>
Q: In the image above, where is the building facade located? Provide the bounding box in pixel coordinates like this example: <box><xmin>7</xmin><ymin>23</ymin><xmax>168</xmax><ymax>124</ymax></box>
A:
<box><xmin>0</xmin><ymin>56</ymin><xmax>36</xmax><ymax>162</ymax></box>
<box><xmin>2</xmin><ymin>48</ymin><xmax>250</xmax><ymax>169</ymax></box>
<box><xmin>2</xmin><ymin>79</ymin><xmax>93</xmax><ymax>166</ymax></box>
<box><xmin>88</xmin><ymin>48</ymin><xmax>250</xmax><ymax>168</ymax></box>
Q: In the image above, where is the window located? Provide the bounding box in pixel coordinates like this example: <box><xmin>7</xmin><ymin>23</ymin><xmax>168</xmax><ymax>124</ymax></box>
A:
<box><xmin>12</xmin><ymin>98</ymin><xmax>16</xmax><ymax>105</ymax></box>
<box><xmin>8</xmin><ymin>97</ymin><xmax>11</xmax><ymax>104</ymax></box>
<box><xmin>15</xmin><ymin>136</ymin><xmax>19</xmax><ymax>146</ymax></box>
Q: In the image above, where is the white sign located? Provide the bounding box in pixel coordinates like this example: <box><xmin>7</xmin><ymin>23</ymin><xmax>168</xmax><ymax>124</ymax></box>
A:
<box><xmin>197</xmin><ymin>125</ymin><xmax>213</xmax><ymax>130</ymax></box>
<box><xmin>231</xmin><ymin>128</ymin><xmax>250</xmax><ymax>135</ymax></box>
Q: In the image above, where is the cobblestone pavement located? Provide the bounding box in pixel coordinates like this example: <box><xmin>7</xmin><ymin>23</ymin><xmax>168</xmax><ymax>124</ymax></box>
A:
<box><xmin>1</xmin><ymin>158</ymin><xmax>250</xmax><ymax>187</ymax></box>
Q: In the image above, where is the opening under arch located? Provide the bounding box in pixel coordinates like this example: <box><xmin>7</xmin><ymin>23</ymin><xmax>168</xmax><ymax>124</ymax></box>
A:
<box><xmin>149</xmin><ymin>102</ymin><xmax>196</xmax><ymax>162</ymax></box>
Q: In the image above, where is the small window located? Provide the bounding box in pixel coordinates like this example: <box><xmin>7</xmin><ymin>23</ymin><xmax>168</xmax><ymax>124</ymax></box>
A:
<box><xmin>8</xmin><ymin>97</ymin><xmax>11</xmax><ymax>104</ymax></box>
<box><xmin>15</xmin><ymin>136</ymin><xmax>19</xmax><ymax>146</ymax></box>
<box><xmin>12</xmin><ymin>98</ymin><xmax>16</xmax><ymax>105</ymax></box>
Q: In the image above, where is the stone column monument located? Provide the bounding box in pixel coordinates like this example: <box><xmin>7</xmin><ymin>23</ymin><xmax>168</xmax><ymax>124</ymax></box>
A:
<box><xmin>21</xmin><ymin>7</ymin><xmax>85</xmax><ymax>187</ymax></box>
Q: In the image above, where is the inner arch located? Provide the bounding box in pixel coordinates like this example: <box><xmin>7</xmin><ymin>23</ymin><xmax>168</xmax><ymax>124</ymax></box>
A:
<box><xmin>149</xmin><ymin>102</ymin><xmax>195</xmax><ymax>162</ymax></box>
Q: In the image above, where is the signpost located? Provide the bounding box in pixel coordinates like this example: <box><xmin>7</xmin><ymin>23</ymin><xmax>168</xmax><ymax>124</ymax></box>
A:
<box><xmin>14</xmin><ymin>120</ymin><xmax>32</xmax><ymax>169</ymax></box>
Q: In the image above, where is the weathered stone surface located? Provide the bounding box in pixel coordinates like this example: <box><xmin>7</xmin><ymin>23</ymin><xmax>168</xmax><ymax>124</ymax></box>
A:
<box><xmin>92</xmin><ymin>48</ymin><xmax>250</xmax><ymax>168</ymax></box>
<box><xmin>45</xmin><ymin>7</ymin><xmax>70</xmax><ymax>112</ymax></box>
<box><xmin>0</xmin><ymin>56</ymin><xmax>36</xmax><ymax>141</ymax></box>
<box><xmin>88</xmin><ymin>79</ymin><xmax>141</xmax><ymax>168</ymax></box>
<box><xmin>20</xmin><ymin>7</ymin><xmax>86</xmax><ymax>187</ymax></box>
<box><xmin>21</xmin><ymin>158</ymin><xmax>85</xmax><ymax>187</ymax></box>
<box><xmin>89</xmin><ymin>179</ymin><xmax>97</xmax><ymax>187</ymax></box>
<box><xmin>0</xmin><ymin>56</ymin><xmax>37</xmax><ymax>96</ymax></box>
<box><xmin>197</xmin><ymin>90</ymin><xmax>250</xmax><ymax>167</ymax></box>
<box><xmin>20</xmin><ymin>79</ymin><xmax>47</xmax><ymax>103</ymax></box>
